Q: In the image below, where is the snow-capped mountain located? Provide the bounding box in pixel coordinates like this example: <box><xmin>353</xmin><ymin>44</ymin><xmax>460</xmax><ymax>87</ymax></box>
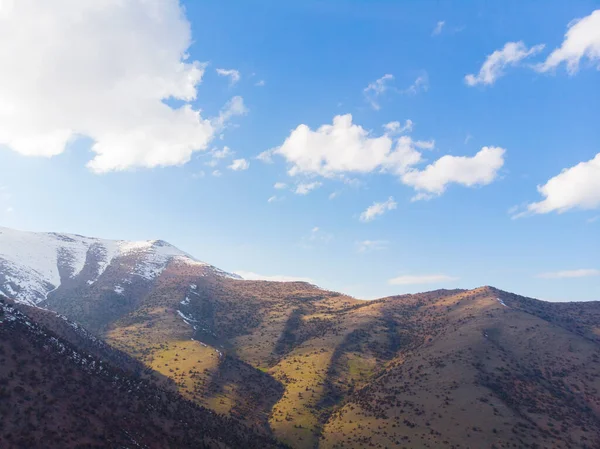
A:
<box><xmin>0</xmin><ymin>226</ymin><xmax>239</xmax><ymax>306</ymax></box>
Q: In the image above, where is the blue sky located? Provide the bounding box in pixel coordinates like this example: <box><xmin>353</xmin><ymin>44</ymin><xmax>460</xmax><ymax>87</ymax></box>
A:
<box><xmin>0</xmin><ymin>0</ymin><xmax>599</xmax><ymax>301</ymax></box>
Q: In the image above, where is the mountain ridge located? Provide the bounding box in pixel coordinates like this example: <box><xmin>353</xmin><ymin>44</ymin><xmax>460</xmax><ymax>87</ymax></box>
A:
<box><xmin>2</xmin><ymin>226</ymin><xmax>600</xmax><ymax>448</ymax></box>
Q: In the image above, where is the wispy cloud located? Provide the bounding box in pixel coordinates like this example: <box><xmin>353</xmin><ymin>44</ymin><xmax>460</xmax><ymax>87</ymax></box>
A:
<box><xmin>383</xmin><ymin>120</ymin><xmax>413</xmax><ymax>135</ymax></box>
<box><xmin>364</xmin><ymin>74</ymin><xmax>394</xmax><ymax>110</ymax></box>
<box><xmin>360</xmin><ymin>197</ymin><xmax>397</xmax><ymax>222</ymax></box>
<box><xmin>234</xmin><ymin>271</ymin><xmax>314</xmax><ymax>283</ymax></box>
<box><xmin>295</xmin><ymin>181</ymin><xmax>322</xmax><ymax>195</ymax></box>
<box><xmin>357</xmin><ymin>240</ymin><xmax>389</xmax><ymax>252</ymax></box>
<box><xmin>537</xmin><ymin>269</ymin><xmax>600</xmax><ymax>279</ymax></box>
<box><xmin>432</xmin><ymin>20</ymin><xmax>445</xmax><ymax>36</ymax></box>
<box><xmin>216</xmin><ymin>68</ymin><xmax>241</xmax><ymax>85</ymax></box>
<box><xmin>403</xmin><ymin>74</ymin><xmax>429</xmax><ymax>95</ymax></box>
<box><xmin>465</xmin><ymin>41</ymin><xmax>544</xmax><ymax>86</ymax></box>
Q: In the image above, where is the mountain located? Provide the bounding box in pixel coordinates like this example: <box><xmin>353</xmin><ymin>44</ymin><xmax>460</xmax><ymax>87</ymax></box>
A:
<box><xmin>0</xmin><ymin>295</ymin><xmax>284</xmax><ymax>449</ymax></box>
<box><xmin>2</xmin><ymin>226</ymin><xmax>600</xmax><ymax>448</ymax></box>
<box><xmin>0</xmin><ymin>226</ymin><xmax>239</xmax><ymax>330</ymax></box>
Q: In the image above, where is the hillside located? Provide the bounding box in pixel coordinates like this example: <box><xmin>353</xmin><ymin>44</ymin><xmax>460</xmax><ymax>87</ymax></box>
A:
<box><xmin>0</xmin><ymin>295</ymin><xmax>284</xmax><ymax>449</ymax></box>
<box><xmin>1</xmin><ymin>226</ymin><xmax>600</xmax><ymax>448</ymax></box>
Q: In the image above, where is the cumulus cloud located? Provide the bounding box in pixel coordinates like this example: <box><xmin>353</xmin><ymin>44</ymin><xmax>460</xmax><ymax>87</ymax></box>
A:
<box><xmin>216</xmin><ymin>68</ymin><xmax>241</xmax><ymax>85</ymax></box>
<box><xmin>536</xmin><ymin>10</ymin><xmax>600</xmax><ymax>74</ymax></box>
<box><xmin>295</xmin><ymin>182</ymin><xmax>322</xmax><ymax>195</ymax></box>
<box><xmin>432</xmin><ymin>21</ymin><xmax>445</xmax><ymax>36</ymax></box>
<box><xmin>272</xmin><ymin>114</ymin><xmax>429</xmax><ymax>177</ymax></box>
<box><xmin>388</xmin><ymin>274</ymin><xmax>459</xmax><ymax>285</ymax></box>
<box><xmin>537</xmin><ymin>269</ymin><xmax>600</xmax><ymax>279</ymax></box>
<box><xmin>360</xmin><ymin>197</ymin><xmax>397</xmax><ymax>222</ymax></box>
<box><xmin>274</xmin><ymin>182</ymin><xmax>287</xmax><ymax>189</ymax></box>
<box><xmin>401</xmin><ymin>146</ymin><xmax>506</xmax><ymax>200</ymax></box>
<box><xmin>518</xmin><ymin>153</ymin><xmax>600</xmax><ymax>216</ymax></box>
<box><xmin>465</xmin><ymin>41</ymin><xmax>545</xmax><ymax>86</ymax></box>
<box><xmin>0</xmin><ymin>0</ymin><xmax>247</xmax><ymax>172</ymax></box>
<box><xmin>364</xmin><ymin>74</ymin><xmax>394</xmax><ymax>110</ymax></box>
<box><xmin>234</xmin><ymin>271</ymin><xmax>314</xmax><ymax>283</ymax></box>
<box><xmin>357</xmin><ymin>240</ymin><xmax>389</xmax><ymax>252</ymax></box>
<box><xmin>228</xmin><ymin>158</ymin><xmax>250</xmax><ymax>171</ymax></box>
<box><xmin>264</xmin><ymin>114</ymin><xmax>503</xmax><ymax>200</ymax></box>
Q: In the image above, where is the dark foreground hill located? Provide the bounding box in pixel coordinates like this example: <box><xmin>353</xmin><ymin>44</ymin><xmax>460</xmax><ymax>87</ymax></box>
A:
<box><xmin>0</xmin><ymin>296</ymin><xmax>284</xmax><ymax>449</ymax></box>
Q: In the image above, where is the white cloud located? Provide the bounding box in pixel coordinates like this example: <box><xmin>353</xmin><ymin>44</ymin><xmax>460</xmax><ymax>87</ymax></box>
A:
<box><xmin>388</xmin><ymin>274</ymin><xmax>459</xmax><ymax>285</ymax></box>
<box><xmin>274</xmin><ymin>182</ymin><xmax>287</xmax><ymax>189</ymax></box>
<box><xmin>256</xmin><ymin>149</ymin><xmax>275</xmax><ymax>163</ymax></box>
<box><xmin>267</xmin><ymin>195</ymin><xmax>280</xmax><ymax>203</ymax></box>
<box><xmin>465</xmin><ymin>41</ymin><xmax>545</xmax><ymax>86</ymax></box>
<box><xmin>364</xmin><ymin>74</ymin><xmax>394</xmax><ymax>110</ymax></box>
<box><xmin>212</xmin><ymin>146</ymin><xmax>233</xmax><ymax>159</ymax></box>
<box><xmin>537</xmin><ymin>269</ymin><xmax>600</xmax><ymax>279</ymax></box>
<box><xmin>329</xmin><ymin>191</ymin><xmax>340</xmax><ymax>200</ymax></box>
<box><xmin>234</xmin><ymin>271</ymin><xmax>314</xmax><ymax>283</ymax></box>
<box><xmin>228</xmin><ymin>158</ymin><xmax>250</xmax><ymax>171</ymax></box>
<box><xmin>536</xmin><ymin>10</ymin><xmax>600</xmax><ymax>74</ymax></box>
<box><xmin>360</xmin><ymin>197</ymin><xmax>397</xmax><ymax>222</ymax></box>
<box><xmin>205</xmin><ymin>145</ymin><xmax>233</xmax><ymax>167</ymax></box>
<box><xmin>0</xmin><ymin>0</ymin><xmax>247</xmax><ymax>172</ymax></box>
<box><xmin>212</xmin><ymin>170</ymin><xmax>222</xmax><ymax>177</ymax></box>
<box><xmin>404</xmin><ymin>74</ymin><xmax>429</xmax><ymax>95</ymax></box>
<box><xmin>432</xmin><ymin>21</ymin><xmax>445</xmax><ymax>36</ymax></box>
<box><xmin>519</xmin><ymin>153</ymin><xmax>600</xmax><ymax>216</ymax></box>
<box><xmin>255</xmin><ymin>79</ymin><xmax>266</xmax><ymax>87</ymax></box>
<box><xmin>295</xmin><ymin>182</ymin><xmax>322</xmax><ymax>195</ymax></box>
<box><xmin>266</xmin><ymin>114</ymin><xmax>502</xmax><ymax>200</ymax></box>
<box><xmin>383</xmin><ymin>120</ymin><xmax>413</xmax><ymax>135</ymax></box>
<box><xmin>216</xmin><ymin>68</ymin><xmax>241</xmax><ymax>85</ymax></box>
<box><xmin>401</xmin><ymin>146</ymin><xmax>506</xmax><ymax>200</ymax></box>
<box><xmin>213</xmin><ymin>96</ymin><xmax>248</xmax><ymax>128</ymax></box>
<box><xmin>272</xmin><ymin>114</ymin><xmax>427</xmax><ymax>177</ymax></box>
<box><xmin>357</xmin><ymin>240</ymin><xmax>389</xmax><ymax>252</ymax></box>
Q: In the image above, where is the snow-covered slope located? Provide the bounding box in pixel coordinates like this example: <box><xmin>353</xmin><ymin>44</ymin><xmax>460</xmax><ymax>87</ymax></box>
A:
<box><xmin>0</xmin><ymin>226</ymin><xmax>237</xmax><ymax>305</ymax></box>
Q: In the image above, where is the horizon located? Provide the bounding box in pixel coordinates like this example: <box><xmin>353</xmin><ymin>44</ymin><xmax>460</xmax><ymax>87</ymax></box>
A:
<box><xmin>1</xmin><ymin>1</ymin><xmax>599</xmax><ymax>302</ymax></box>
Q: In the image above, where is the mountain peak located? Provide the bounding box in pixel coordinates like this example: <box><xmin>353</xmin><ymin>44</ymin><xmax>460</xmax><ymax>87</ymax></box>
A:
<box><xmin>0</xmin><ymin>226</ymin><xmax>236</xmax><ymax>305</ymax></box>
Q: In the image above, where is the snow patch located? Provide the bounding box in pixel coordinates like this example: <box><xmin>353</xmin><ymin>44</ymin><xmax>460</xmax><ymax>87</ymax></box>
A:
<box><xmin>0</xmin><ymin>226</ymin><xmax>223</xmax><ymax>304</ymax></box>
<box><xmin>496</xmin><ymin>297</ymin><xmax>508</xmax><ymax>307</ymax></box>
